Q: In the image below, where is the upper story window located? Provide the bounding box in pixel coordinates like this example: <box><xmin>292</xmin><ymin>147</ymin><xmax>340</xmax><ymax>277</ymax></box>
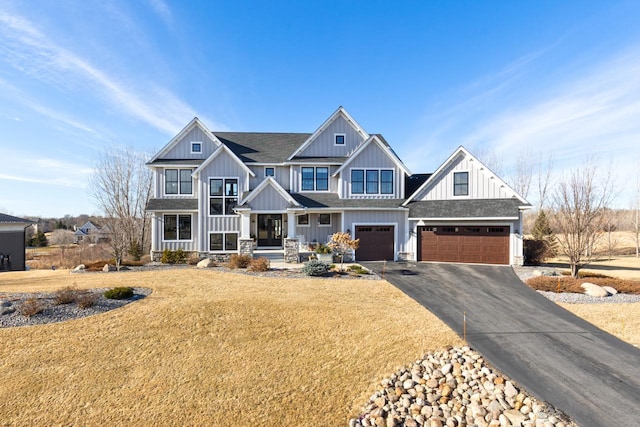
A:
<box><xmin>163</xmin><ymin>214</ymin><xmax>191</xmax><ymax>241</ymax></box>
<box><xmin>334</xmin><ymin>134</ymin><xmax>346</xmax><ymax>145</ymax></box>
<box><xmin>265</xmin><ymin>167</ymin><xmax>275</xmax><ymax>177</ymax></box>
<box><xmin>210</xmin><ymin>178</ymin><xmax>238</xmax><ymax>216</ymax></box>
<box><xmin>191</xmin><ymin>142</ymin><xmax>202</xmax><ymax>153</ymax></box>
<box><xmin>351</xmin><ymin>169</ymin><xmax>394</xmax><ymax>195</ymax></box>
<box><xmin>301</xmin><ymin>167</ymin><xmax>329</xmax><ymax>191</ymax></box>
<box><xmin>165</xmin><ymin>169</ymin><xmax>192</xmax><ymax>195</ymax></box>
<box><xmin>454</xmin><ymin>172</ymin><xmax>469</xmax><ymax>196</ymax></box>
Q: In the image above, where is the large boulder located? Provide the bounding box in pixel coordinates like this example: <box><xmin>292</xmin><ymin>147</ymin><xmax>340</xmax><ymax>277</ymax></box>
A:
<box><xmin>602</xmin><ymin>285</ymin><xmax>618</xmax><ymax>295</ymax></box>
<box><xmin>102</xmin><ymin>264</ymin><xmax>117</xmax><ymax>272</ymax></box>
<box><xmin>580</xmin><ymin>282</ymin><xmax>609</xmax><ymax>297</ymax></box>
<box><xmin>197</xmin><ymin>258</ymin><xmax>215</xmax><ymax>268</ymax></box>
<box><xmin>73</xmin><ymin>264</ymin><xmax>86</xmax><ymax>272</ymax></box>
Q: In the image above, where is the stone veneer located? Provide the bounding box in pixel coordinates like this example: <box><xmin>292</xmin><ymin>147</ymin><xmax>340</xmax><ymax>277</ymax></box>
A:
<box><xmin>284</xmin><ymin>238</ymin><xmax>299</xmax><ymax>263</ymax></box>
<box><xmin>238</xmin><ymin>238</ymin><xmax>254</xmax><ymax>258</ymax></box>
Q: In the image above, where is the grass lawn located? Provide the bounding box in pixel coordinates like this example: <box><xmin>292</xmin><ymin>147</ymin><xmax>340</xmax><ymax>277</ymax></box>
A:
<box><xmin>0</xmin><ymin>269</ymin><xmax>462</xmax><ymax>426</ymax></box>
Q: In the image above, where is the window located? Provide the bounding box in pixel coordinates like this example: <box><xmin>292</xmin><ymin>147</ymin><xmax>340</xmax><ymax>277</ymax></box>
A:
<box><xmin>209</xmin><ymin>232</ymin><xmax>238</xmax><ymax>251</ymax></box>
<box><xmin>318</xmin><ymin>213</ymin><xmax>331</xmax><ymax>226</ymax></box>
<box><xmin>366</xmin><ymin>170</ymin><xmax>379</xmax><ymax>194</ymax></box>
<box><xmin>297</xmin><ymin>214</ymin><xmax>309</xmax><ymax>226</ymax></box>
<box><xmin>191</xmin><ymin>142</ymin><xmax>202</xmax><ymax>153</ymax></box>
<box><xmin>351</xmin><ymin>170</ymin><xmax>364</xmax><ymax>194</ymax></box>
<box><xmin>380</xmin><ymin>170</ymin><xmax>394</xmax><ymax>194</ymax></box>
<box><xmin>301</xmin><ymin>167</ymin><xmax>329</xmax><ymax>191</ymax></box>
<box><xmin>165</xmin><ymin>169</ymin><xmax>192</xmax><ymax>195</ymax></box>
<box><xmin>163</xmin><ymin>215</ymin><xmax>191</xmax><ymax>241</ymax></box>
<box><xmin>454</xmin><ymin>172</ymin><xmax>469</xmax><ymax>196</ymax></box>
<box><xmin>265</xmin><ymin>167</ymin><xmax>275</xmax><ymax>177</ymax></box>
<box><xmin>209</xmin><ymin>178</ymin><xmax>238</xmax><ymax>215</ymax></box>
<box><xmin>335</xmin><ymin>134</ymin><xmax>345</xmax><ymax>145</ymax></box>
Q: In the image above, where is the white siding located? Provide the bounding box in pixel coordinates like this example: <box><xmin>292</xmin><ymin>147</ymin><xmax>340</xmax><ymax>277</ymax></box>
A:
<box><xmin>295</xmin><ymin>213</ymin><xmax>341</xmax><ymax>244</ymax></box>
<box><xmin>152</xmin><ymin>213</ymin><xmax>198</xmax><ymax>252</ymax></box>
<box><xmin>162</xmin><ymin>126</ymin><xmax>218</xmax><ymax>160</ymax></box>
<box><xmin>249</xmin><ymin>185</ymin><xmax>291</xmax><ymax>211</ymax></box>
<box><xmin>416</xmin><ymin>152</ymin><xmax>516</xmax><ymax>201</ymax></box>
<box><xmin>340</xmin><ymin>142</ymin><xmax>403</xmax><ymax>198</ymax></box>
<box><xmin>297</xmin><ymin>115</ymin><xmax>366</xmax><ymax>157</ymax></box>
<box><xmin>249</xmin><ymin>166</ymin><xmax>290</xmax><ymax>190</ymax></box>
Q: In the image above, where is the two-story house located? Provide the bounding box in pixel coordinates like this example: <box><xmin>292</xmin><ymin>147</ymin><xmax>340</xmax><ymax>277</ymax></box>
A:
<box><xmin>146</xmin><ymin>107</ymin><xmax>530</xmax><ymax>264</ymax></box>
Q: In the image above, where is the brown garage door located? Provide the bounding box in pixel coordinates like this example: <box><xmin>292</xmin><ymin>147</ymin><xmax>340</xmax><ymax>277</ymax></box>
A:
<box><xmin>355</xmin><ymin>225</ymin><xmax>394</xmax><ymax>261</ymax></box>
<box><xmin>418</xmin><ymin>226</ymin><xmax>509</xmax><ymax>265</ymax></box>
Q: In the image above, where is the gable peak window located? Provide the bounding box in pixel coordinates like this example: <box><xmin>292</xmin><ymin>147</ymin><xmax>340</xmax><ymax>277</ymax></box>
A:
<box><xmin>165</xmin><ymin>169</ymin><xmax>193</xmax><ymax>195</ymax></box>
<box><xmin>454</xmin><ymin>171</ymin><xmax>469</xmax><ymax>196</ymax></box>
<box><xmin>335</xmin><ymin>134</ymin><xmax>346</xmax><ymax>145</ymax></box>
<box><xmin>265</xmin><ymin>167</ymin><xmax>275</xmax><ymax>177</ymax></box>
<box><xmin>191</xmin><ymin>141</ymin><xmax>202</xmax><ymax>153</ymax></box>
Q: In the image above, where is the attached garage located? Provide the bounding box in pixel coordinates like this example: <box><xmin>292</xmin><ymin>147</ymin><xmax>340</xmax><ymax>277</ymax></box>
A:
<box><xmin>355</xmin><ymin>225</ymin><xmax>395</xmax><ymax>261</ymax></box>
<box><xmin>418</xmin><ymin>225</ymin><xmax>509</xmax><ymax>265</ymax></box>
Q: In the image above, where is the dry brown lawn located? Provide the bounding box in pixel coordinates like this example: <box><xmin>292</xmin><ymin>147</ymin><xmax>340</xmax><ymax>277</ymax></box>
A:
<box><xmin>0</xmin><ymin>269</ymin><xmax>462</xmax><ymax>426</ymax></box>
<box><xmin>560</xmin><ymin>303</ymin><xmax>640</xmax><ymax>348</ymax></box>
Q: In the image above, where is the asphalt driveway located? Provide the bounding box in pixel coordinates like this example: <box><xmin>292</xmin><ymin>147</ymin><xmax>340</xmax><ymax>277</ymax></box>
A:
<box><xmin>364</xmin><ymin>262</ymin><xmax>640</xmax><ymax>427</ymax></box>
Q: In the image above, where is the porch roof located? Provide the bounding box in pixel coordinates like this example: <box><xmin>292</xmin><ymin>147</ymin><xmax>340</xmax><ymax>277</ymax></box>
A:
<box><xmin>146</xmin><ymin>198</ymin><xmax>198</xmax><ymax>211</ymax></box>
<box><xmin>290</xmin><ymin>193</ymin><xmax>406</xmax><ymax>209</ymax></box>
<box><xmin>406</xmin><ymin>198</ymin><xmax>527</xmax><ymax>219</ymax></box>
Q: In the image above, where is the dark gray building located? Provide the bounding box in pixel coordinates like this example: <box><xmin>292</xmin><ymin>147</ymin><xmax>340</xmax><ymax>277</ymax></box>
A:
<box><xmin>0</xmin><ymin>213</ymin><xmax>34</xmax><ymax>271</ymax></box>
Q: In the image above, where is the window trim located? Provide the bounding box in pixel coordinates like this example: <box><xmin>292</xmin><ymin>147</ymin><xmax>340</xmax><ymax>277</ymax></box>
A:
<box><xmin>264</xmin><ymin>167</ymin><xmax>275</xmax><ymax>177</ymax></box>
<box><xmin>162</xmin><ymin>214</ymin><xmax>193</xmax><ymax>242</ymax></box>
<box><xmin>208</xmin><ymin>177</ymin><xmax>239</xmax><ymax>217</ymax></box>
<box><xmin>208</xmin><ymin>231</ymin><xmax>239</xmax><ymax>252</ymax></box>
<box><xmin>453</xmin><ymin>171</ymin><xmax>470</xmax><ymax>197</ymax></box>
<box><xmin>164</xmin><ymin>168</ymin><xmax>193</xmax><ymax>196</ymax></box>
<box><xmin>190</xmin><ymin>141</ymin><xmax>202</xmax><ymax>154</ymax></box>
<box><xmin>300</xmin><ymin>166</ymin><xmax>330</xmax><ymax>192</ymax></box>
<box><xmin>318</xmin><ymin>213</ymin><xmax>332</xmax><ymax>227</ymax></box>
<box><xmin>297</xmin><ymin>214</ymin><xmax>310</xmax><ymax>227</ymax></box>
<box><xmin>334</xmin><ymin>133</ymin><xmax>346</xmax><ymax>146</ymax></box>
<box><xmin>349</xmin><ymin>168</ymin><xmax>394</xmax><ymax>196</ymax></box>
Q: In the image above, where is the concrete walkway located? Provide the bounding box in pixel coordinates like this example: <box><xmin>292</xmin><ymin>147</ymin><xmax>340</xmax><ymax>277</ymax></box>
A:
<box><xmin>363</xmin><ymin>262</ymin><xmax>640</xmax><ymax>427</ymax></box>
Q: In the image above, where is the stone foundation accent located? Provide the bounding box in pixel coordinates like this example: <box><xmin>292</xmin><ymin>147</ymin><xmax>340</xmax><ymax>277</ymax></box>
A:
<box><xmin>513</xmin><ymin>255</ymin><xmax>524</xmax><ymax>266</ymax></box>
<box><xmin>238</xmin><ymin>238</ymin><xmax>254</xmax><ymax>258</ymax></box>
<box><xmin>284</xmin><ymin>238</ymin><xmax>299</xmax><ymax>263</ymax></box>
<box><xmin>397</xmin><ymin>252</ymin><xmax>413</xmax><ymax>262</ymax></box>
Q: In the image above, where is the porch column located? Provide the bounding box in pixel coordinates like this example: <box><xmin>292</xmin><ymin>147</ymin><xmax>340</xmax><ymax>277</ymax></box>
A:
<box><xmin>240</xmin><ymin>212</ymin><xmax>251</xmax><ymax>238</ymax></box>
<box><xmin>287</xmin><ymin>212</ymin><xmax>296</xmax><ymax>239</ymax></box>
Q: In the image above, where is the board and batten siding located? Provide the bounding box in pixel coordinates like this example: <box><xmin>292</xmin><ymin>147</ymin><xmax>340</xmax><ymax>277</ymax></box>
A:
<box><xmin>290</xmin><ymin>165</ymin><xmax>339</xmax><ymax>193</ymax></box>
<box><xmin>295</xmin><ymin>213</ymin><xmax>340</xmax><ymax>244</ymax></box>
<box><xmin>153</xmin><ymin>213</ymin><xmax>199</xmax><ymax>252</ymax></box>
<box><xmin>342</xmin><ymin>210</ymin><xmax>409</xmax><ymax>254</ymax></box>
<box><xmin>297</xmin><ymin>115</ymin><xmax>366</xmax><ymax>158</ymax></box>
<box><xmin>162</xmin><ymin>126</ymin><xmax>219</xmax><ymax>160</ymax></box>
<box><xmin>340</xmin><ymin>142</ymin><xmax>403</xmax><ymax>198</ymax></box>
<box><xmin>248</xmin><ymin>166</ymin><xmax>290</xmax><ymax>190</ymax></box>
<box><xmin>416</xmin><ymin>153</ymin><xmax>515</xmax><ymax>201</ymax></box>
<box><xmin>200</xmin><ymin>216</ymin><xmax>240</xmax><ymax>252</ymax></box>
<box><xmin>248</xmin><ymin>185</ymin><xmax>291</xmax><ymax>211</ymax></box>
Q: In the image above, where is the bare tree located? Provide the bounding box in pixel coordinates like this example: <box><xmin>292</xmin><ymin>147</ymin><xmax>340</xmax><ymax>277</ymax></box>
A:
<box><xmin>601</xmin><ymin>208</ymin><xmax>620</xmax><ymax>261</ymax></box>
<box><xmin>550</xmin><ymin>161</ymin><xmax>615</xmax><ymax>277</ymax></box>
<box><xmin>632</xmin><ymin>173</ymin><xmax>640</xmax><ymax>258</ymax></box>
<box><xmin>535</xmin><ymin>154</ymin><xmax>554</xmax><ymax>210</ymax></box>
<box><xmin>473</xmin><ymin>145</ymin><xmax>504</xmax><ymax>176</ymax></box>
<box><xmin>90</xmin><ymin>147</ymin><xmax>152</xmax><ymax>269</ymax></box>
<box><xmin>48</xmin><ymin>229</ymin><xmax>76</xmax><ymax>262</ymax></box>
<box><xmin>509</xmin><ymin>148</ymin><xmax>534</xmax><ymax>200</ymax></box>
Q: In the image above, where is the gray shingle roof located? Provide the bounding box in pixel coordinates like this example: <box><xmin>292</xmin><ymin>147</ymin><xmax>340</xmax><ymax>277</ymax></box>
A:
<box><xmin>0</xmin><ymin>213</ymin><xmax>33</xmax><ymax>224</ymax></box>
<box><xmin>213</xmin><ymin>132</ymin><xmax>311</xmax><ymax>163</ymax></box>
<box><xmin>146</xmin><ymin>199</ymin><xmax>198</xmax><ymax>211</ymax></box>
<box><xmin>406</xmin><ymin>198</ymin><xmax>528</xmax><ymax>218</ymax></box>
<box><xmin>290</xmin><ymin>193</ymin><xmax>406</xmax><ymax>209</ymax></box>
<box><xmin>147</xmin><ymin>159</ymin><xmax>205</xmax><ymax>166</ymax></box>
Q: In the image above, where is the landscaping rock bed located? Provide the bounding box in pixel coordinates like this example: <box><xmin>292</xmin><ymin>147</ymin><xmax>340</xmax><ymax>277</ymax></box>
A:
<box><xmin>351</xmin><ymin>346</ymin><xmax>575</xmax><ymax>427</ymax></box>
<box><xmin>0</xmin><ymin>287</ymin><xmax>151</xmax><ymax>328</ymax></box>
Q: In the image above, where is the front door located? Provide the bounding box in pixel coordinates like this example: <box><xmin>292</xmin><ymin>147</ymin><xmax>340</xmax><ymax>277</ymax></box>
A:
<box><xmin>257</xmin><ymin>214</ymin><xmax>283</xmax><ymax>247</ymax></box>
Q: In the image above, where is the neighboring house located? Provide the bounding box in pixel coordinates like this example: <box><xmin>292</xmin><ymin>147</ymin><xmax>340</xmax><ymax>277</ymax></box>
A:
<box><xmin>0</xmin><ymin>213</ymin><xmax>35</xmax><ymax>271</ymax></box>
<box><xmin>73</xmin><ymin>221</ymin><xmax>110</xmax><ymax>244</ymax></box>
<box><xmin>146</xmin><ymin>107</ymin><xmax>531</xmax><ymax>265</ymax></box>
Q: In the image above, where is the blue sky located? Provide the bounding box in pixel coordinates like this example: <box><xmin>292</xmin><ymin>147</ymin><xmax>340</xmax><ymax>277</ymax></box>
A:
<box><xmin>1</xmin><ymin>0</ymin><xmax>639</xmax><ymax>217</ymax></box>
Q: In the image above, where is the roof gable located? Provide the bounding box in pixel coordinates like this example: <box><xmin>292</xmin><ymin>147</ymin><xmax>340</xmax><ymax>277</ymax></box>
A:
<box><xmin>287</xmin><ymin>107</ymin><xmax>369</xmax><ymax>160</ymax></box>
<box><xmin>238</xmin><ymin>177</ymin><xmax>300</xmax><ymax>209</ymax></box>
<box><xmin>193</xmin><ymin>144</ymin><xmax>256</xmax><ymax>178</ymax></box>
<box><xmin>149</xmin><ymin>117</ymin><xmax>221</xmax><ymax>163</ymax></box>
<box><xmin>403</xmin><ymin>146</ymin><xmax>528</xmax><ymax>205</ymax></box>
<box><xmin>332</xmin><ymin>135</ymin><xmax>411</xmax><ymax>177</ymax></box>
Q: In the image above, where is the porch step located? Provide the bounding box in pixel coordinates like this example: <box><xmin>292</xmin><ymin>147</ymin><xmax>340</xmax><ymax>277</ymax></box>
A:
<box><xmin>253</xmin><ymin>250</ymin><xmax>284</xmax><ymax>262</ymax></box>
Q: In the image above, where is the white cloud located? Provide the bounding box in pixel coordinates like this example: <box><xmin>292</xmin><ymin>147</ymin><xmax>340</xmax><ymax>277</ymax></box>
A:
<box><xmin>0</xmin><ymin>8</ymin><xmax>224</xmax><ymax>135</ymax></box>
<box><xmin>0</xmin><ymin>149</ymin><xmax>93</xmax><ymax>189</ymax></box>
<box><xmin>147</xmin><ymin>0</ymin><xmax>173</xmax><ymax>28</ymax></box>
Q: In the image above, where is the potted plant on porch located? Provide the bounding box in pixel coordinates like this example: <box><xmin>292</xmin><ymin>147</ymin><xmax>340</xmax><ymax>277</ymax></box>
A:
<box><xmin>314</xmin><ymin>243</ymin><xmax>333</xmax><ymax>263</ymax></box>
